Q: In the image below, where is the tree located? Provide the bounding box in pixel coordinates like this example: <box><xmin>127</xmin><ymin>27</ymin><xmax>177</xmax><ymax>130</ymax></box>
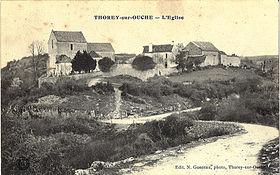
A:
<box><xmin>28</xmin><ymin>40</ymin><xmax>45</xmax><ymax>86</ymax></box>
<box><xmin>175</xmin><ymin>50</ymin><xmax>188</xmax><ymax>72</ymax></box>
<box><xmin>72</xmin><ymin>51</ymin><xmax>83</xmax><ymax>73</ymax></box>
<box><xmin>98</xmin><ymin>57</ymin><xmax>115</xmax><ymax>72</ymax></box>
<box><xmin>82</xmin><ymin>51</ymin><xmax>96</xmax><ymax>73</ymax></box>
<box><xmin>132</xmin><ymin>55</ymin><xmax>156</xmax><ymax>71</ymax></box>
<box><xmin>173</xmin><ymin>43</ymin><xmax>185</xmax><ymax>56</ymax></box>
<box><xmin>71</xmin><ymin>51</ymin><xmax>96</xmax><ymax>73</ymax></box>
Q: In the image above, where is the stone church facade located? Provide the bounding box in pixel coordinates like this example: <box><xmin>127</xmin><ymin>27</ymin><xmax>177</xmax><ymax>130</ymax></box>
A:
<box><xmin>47</xmin><ymin>30</ymin><xmax>115</xmax><ymax>76</ymax></box>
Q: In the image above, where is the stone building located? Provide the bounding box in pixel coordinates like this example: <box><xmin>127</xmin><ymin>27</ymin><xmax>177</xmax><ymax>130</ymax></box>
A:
<box><xmin>184</xmin><ymin>41</ymin><xmax>240</xmax><ymax>67</ymax></box>
<box><xmin>87</xmin><ymin>43</ymin><xmax>115</xmax><ymax>62</ymax></box>
<box><xmin>184</xmin><ymin>41</ymin><xmax>220</xmax><ymax>66</ymax></box>
<box><xmin>142</xmin><ymin>43</ymin><xmax>176</xmax><ymax>68</ymax></box>
<box><xmin>55</xmin><ymin>55</ymin><xmax>72</xmax><ymax>76</ymax></box>
<box><xmin>47</xmin><ymin>30</ymin><xmax>115</xmax><ymax>76</ymax></box>
<box><xmin>48</xmin><ymin>30</ymin><xmax>87</xmax><ymax>76</ymax></box>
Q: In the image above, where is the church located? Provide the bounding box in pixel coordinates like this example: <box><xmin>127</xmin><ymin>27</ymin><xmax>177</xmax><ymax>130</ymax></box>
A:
<box><xmin>47</xmin><ymin>30</ymin><xmax>115</xmax><ymax>76</ymax></box>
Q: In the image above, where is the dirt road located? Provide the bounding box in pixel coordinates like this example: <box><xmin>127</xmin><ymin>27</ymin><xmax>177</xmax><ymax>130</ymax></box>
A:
<box><xmin>127</xmin><ymin>123</ymin><xmax>278</xmax><ymax>175</ymax></box>
<box><xmin>101</xmin><ymin>107</ymin><xmax>201</xmax><ymax>125</ymax></box>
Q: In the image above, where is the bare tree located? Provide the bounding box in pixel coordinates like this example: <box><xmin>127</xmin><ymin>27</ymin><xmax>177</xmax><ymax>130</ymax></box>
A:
<box><xmin>28</xmin><ymin>41</ymin><xmax>45</xmax><ymax>86</ymax></box>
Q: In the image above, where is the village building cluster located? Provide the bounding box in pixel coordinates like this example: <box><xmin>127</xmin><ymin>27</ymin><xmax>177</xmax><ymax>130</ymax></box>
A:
<box><xmin>143</xmin><ymin>41</ymin><xmax>240</xmax><ymax>69</ymax></box>
<box><xmin>47</xmin><ymin>30</ymin><xmax>241</xmax><ymax>76</ymax></box>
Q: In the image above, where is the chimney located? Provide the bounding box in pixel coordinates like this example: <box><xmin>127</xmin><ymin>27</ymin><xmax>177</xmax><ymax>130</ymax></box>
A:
<box><xmin>149</xmin><ymin>43</ymin><xmax>153</xmax><ymax>52</ymax></box>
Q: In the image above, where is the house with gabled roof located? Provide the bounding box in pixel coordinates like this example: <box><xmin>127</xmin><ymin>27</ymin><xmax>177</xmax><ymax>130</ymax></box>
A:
<box><xmin>55</xmin><ymin>55</ymin><xmax>72</xmax><ymax>76</ymax></box>
<box><xmin>184</xmin><ymin>41</ymin><xmax>220</xmax><ymax>67</ymax></box>
<box><xmin>87</xmin><ymin>43</ymin><xmax>115</xmax><ymax>61</ymax></box>
<box><xmin>184</xmin><ymin>41</ymin><xmax>240</xmax><ymax>67</ymax></box>
<box><xmin>142</xmin><ymin>42</ymin><xmax>177</xmax><ymax>68</ymax></box>
<box><xmin>47</xmin><ymin>30</ymin><xmax>115</xmax><ymax>76</ymax></box>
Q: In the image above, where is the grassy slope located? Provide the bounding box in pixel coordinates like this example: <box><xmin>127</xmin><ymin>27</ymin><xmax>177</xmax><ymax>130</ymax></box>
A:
<box><xmin>168</xmin><ymin>67</ymin><xmax>261</xmax><ymax>83</ymax></box>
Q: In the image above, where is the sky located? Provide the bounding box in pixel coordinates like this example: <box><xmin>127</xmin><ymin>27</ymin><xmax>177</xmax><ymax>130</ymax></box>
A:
<box><xmin>1</xmin><ymin>0</ymin><xmax>278</xmax><ymax>67</ymax></box>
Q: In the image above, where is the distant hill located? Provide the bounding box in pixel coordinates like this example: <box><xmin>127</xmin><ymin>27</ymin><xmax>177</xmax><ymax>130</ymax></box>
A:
<box><xmin>241</xmin><ymin>55</ymin><xmax>278</xmax><ymax>61</ymax></box>
<box><xmin>1</xmin><ymin>54</ymin><xmax>49</xmax><ymax>90</ymax></box>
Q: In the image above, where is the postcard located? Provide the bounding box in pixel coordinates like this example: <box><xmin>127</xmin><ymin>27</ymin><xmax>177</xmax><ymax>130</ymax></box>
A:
<box><xmin>1</xmin><ymin>0</ymin><xmax>279</xmax><ymax>175</ymax></box>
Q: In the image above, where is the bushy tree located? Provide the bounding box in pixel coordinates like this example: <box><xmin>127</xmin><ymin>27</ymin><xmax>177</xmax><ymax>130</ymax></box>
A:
<box><xmin>176</xmin><ymin>50</ymin><xmax>188</xmax><ymax>72</ymax></box>
<box><xmin>83</xmin><ymin>51</ymin><xmax>96</xmax><ymax>73</ymax></box>
<box><xmin>132</xmin><ymin>55</ymin><xmax>156</xmax><ymax>71</ymax></box>
<box><xmin>98</xmin><ymin>57</ymin><xmax>115</xmax><ymax>72</ymax></box>
<box><xmin>72</xmin><ymin>51</ymin><xmax>96</xmax><ymax>73</ymax></box>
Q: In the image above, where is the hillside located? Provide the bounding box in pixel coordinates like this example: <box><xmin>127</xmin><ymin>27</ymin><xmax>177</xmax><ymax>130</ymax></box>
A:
<box><xmin>1</xmin><ymin>54</ymin><xmax>49</xmax><ymax>107</ymax></box>
<box><xmin>1</xmin><ymin>54</ymin><xmax>49</xmax><ymax>89</ymax></box>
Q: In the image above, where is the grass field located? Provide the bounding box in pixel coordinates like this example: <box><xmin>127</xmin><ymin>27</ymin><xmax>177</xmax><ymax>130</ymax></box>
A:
<box><xmin>167</xmin><ymin>67</ymin><xmax>262</xmax><ymax>83</ymax></box>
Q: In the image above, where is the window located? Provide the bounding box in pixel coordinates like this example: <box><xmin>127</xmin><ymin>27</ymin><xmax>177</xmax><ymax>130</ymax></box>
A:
<box><xmin>166</xmin><ymin>53</ymin><xmax>168</xmax><ymax>58</ymax></box>
<box><xmin>52</xmin><ymin>40</ymin><xmax>54</xmax><ymax>49</ymax></box>
<box><xmin>70</xmin><ymin>44</ymin><xmax>73</xmax><ymax>50</ymax></box>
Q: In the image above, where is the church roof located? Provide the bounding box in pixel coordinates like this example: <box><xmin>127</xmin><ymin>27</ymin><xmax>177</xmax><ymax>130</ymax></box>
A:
<box><xmin>87</xmin><ymin>43</ymin><xmax>115</xmax><ymax>52</ymax></box>
<box><xmin>52</xmin><ymin>30</ymin><xmax>87</xmax><ymax>43</ymax></box>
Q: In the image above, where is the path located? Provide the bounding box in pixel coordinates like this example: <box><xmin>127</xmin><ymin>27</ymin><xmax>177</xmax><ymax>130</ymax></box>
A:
<box><xmin>126</xmin><ymin>123</ymin><xmax>278</xmax><ymax>175</ymax></box>
<box><xmin>101</xmin><ymin>107</ymin><xmax>202</xmax><ymax>125</ymax></box>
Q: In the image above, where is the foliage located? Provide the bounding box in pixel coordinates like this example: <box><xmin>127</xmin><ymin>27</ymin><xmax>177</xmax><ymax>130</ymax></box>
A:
<box><xmin>175</xmin><ymin>50</ymin><xmax>188</xmax><ymax>72</ymax></box>
<box><xmin>1</xmin><ymin>54</ymin><xmax>49</xmax><ymax>107</ymax></box>
<box><xmin>198</xmin><ymin>102</ymin><xmax>217</xmax><ymax>120</ymax></box>
<box><xmin>72</xmin><ymin>51</ymin><xmax>97</xmax><ymax>73</ymax></box>
<box><xmin>98</xmin><ymin>57</ymin><xmax>115</xmax><ymax>72</ymax></box>
<box><xmin>1</xmin><ymin>109</ymin><xmax>242</xmax><ymax>174</ymax></box>
<box><xmin>92</xmin><ymin>82</ymin><xmax>115</xmax><ymax>94</ymax></box>
<box><xmin>198</xmin><ymin>83</ymin><xmax>279</xmax><ymax>127</ymax></box>
<box><xmin>40</xmin><ymin>77</ymin><xmax>90</xmax><ymax>97</ymax></box>
<box><xmin>132</xmin><ymin>55</ymin><xmax>156</xmax><ymax>71</ymax></box>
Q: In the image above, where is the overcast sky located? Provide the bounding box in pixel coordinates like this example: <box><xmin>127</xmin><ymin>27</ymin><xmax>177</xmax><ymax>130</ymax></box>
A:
<box><xmin>1</xmin><ymin>0</ymin><xmax>278</xmax><ymax>67</ymax></box>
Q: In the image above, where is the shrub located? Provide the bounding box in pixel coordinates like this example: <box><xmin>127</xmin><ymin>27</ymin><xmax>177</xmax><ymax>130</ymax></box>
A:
<box><xmin>162</xmin><ymin>114</ymin><xmax>194</xmax><ymax>137</ymax></box>
<box><xmin>198</xmin><ymin>102</ymin><xmax>217</xmax><ymax>120</ymax></box>
<box><xmin>132</xmin><ymin>56</ymin><xmax>156</xmax><ymax>71</ymax></box>
<box><xmin>134</xmin><ymin>133</ymin><xmax>155</xmax><ymax>153</ymax></box>
<box><xmin>92</xmin><ymin>82</ymin><xmax>115</xmax><ymax>94</ymax></box>
<box><xmin>40</xmin><ymin>77</ymin><xmax>90</xmax><ymax>97</ymax></box>
<box><xmin>98</xmin><ymin>57</ymin><xmax>115</xmax><ymax>72</ymax></box>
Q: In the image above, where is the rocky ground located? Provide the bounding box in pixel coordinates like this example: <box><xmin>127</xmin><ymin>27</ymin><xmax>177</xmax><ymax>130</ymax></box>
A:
<box><xmin>258</xmin><ymin>138</ymin><xmax>279</xmax><ymax>175</ymax></box>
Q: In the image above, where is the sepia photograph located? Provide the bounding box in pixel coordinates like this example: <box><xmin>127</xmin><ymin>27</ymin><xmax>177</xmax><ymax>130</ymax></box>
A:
<box><xmin>1</xmin><ymin>0</ymin><xmax>279</xmax><ymax>174</ymax></box>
